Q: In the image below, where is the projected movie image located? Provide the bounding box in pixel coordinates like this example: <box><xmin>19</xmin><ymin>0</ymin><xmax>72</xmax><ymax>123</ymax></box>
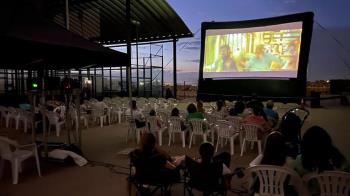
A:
<box><xmin>203</xmin><ymin>22</ymin><xmax>303</xmax><ymax>78</ymax></box>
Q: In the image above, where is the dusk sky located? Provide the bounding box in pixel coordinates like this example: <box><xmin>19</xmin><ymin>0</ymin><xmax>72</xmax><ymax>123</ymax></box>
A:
<box><xmin>124</xmin><ymin>0</ymin><xmax>350</xmax><ymax>84</ymax></box>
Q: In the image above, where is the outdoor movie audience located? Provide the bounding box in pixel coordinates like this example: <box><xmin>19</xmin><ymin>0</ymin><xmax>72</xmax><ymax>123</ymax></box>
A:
<box><xmin>128</xmin><ymin>99</ymin><xmax>349</xmax><ymax>195</ymax></box>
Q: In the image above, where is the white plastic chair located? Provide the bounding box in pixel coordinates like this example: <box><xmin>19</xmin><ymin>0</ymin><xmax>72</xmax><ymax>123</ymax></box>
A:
<box><xmin>147</xmin><ymin>116</ymin><xmax>166</xmax><ymax>146</ymax></box>
<box><xmin>226</xmin><ymin>116</ymin><xmax>243</xmax><ymax>147</ymax></box>
<box><xmin>0</xmin><ymin>136</ymin><xmax>41</xmax><ymax>184</ymax></box>
<box><xmin>240</xmin><ymin>124</ymin><xmax>263</xmax><ymax>156</ymax></box>
<box><xmin>125</xmin><ymin>115</ymin><xmax>146</xmax><ymax>144</ymax></box>
<box><xmin>91</xmin><ymin>103</ymin><xmax>107</xmax><ymax>127</ymax></box>
<box><xmin>188</xmin><ymin>119</ymin><xmax>208</xmax><ymax>149</ymax></box>
<box><xmin>247</xmin><ymin>165</ymin><xmax>304</xmax><ymax>196</ymax></box>
<box><xmin>16</xmin><ymin>110</ymin><xmax>36</xmax><ymax>133</ymax></box>
<box><xmin>215</xmin><ymin>120</ymin><xmax>240</xmax><ymax>155</ymax></box>
<box><xmin>46</xmin><ymin>111</ymin><xmax>65</xmax><ymax>137</ymax></box>
<box><xmin>303</xmin><ymin>171</ymin><xmax>350</xmax><ymax>196</ymax></box>
<box><xmin>168</xmin><ymin>117</ymin><xmax>186</xmax><ymax>148</ymax></box>
<box><xmin>6</xmin><ymin>107</ymin><xmax>20</xmax><ymax>128</ymax></box>
<box><xmin>0</xmin><ymin>106</ymin><xmax>9</xmax><ymax>127</ymax></box>
<box><xmin>71</xmin><ymin>108</ymin><xmax>88</xmax><ymax>134</ymax></box>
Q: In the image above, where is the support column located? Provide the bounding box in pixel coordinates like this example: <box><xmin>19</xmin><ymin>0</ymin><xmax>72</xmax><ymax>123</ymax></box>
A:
<box><xmin>126</xmin><ymin>0</ymin><xmax>132</xmax><ymax>98</ymax></box>
<box><xmin>173</xmin><ymin>38</ymin><xmax>177</xmax><ymax>98</ymax></box>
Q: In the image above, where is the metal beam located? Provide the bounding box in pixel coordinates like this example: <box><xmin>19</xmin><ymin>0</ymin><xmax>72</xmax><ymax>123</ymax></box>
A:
<box><xmin>173</xmin><ymin>38</ymin><xmax>177</xmax><ymax>98</ymax></box>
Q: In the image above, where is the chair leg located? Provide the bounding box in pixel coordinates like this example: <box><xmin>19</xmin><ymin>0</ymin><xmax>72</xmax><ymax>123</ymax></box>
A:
<box><xmin>0</xmin><ymin>158</ymin><xmax>4</xmax><ymax>179</ymax></box>
<box><xmin>6</xmin><ymin>117</ymin><xmax>10</xmax><ymax>128</ymax></box>
<box><xmin>34</xmin><ymin>148</ymin><xmax>42</xmax><ymax>176</ymax></box>
<box><xmin>12</xmin><ymin>159</ymin><xmax>19</xmax><ymax>184</ymax></box>
<box><xmin>211</xmin><ymin>131</ymin><xmax>215</xmax><ymax>143</ymax></box>
<box><xmin>136</xmin><ymin>129</ymin><xmax>141</xmax><ymax>144</ymax></box>
<box><xmin>240</xmin><ymin>139</ymin><xmax>246</xmax><ymax>156</ymax></box>
<box><xmin>24</xmin><ymin>120</ymin><xmax>28</xmax><ymax>133</ymax></box>
<box><xmin>203</xmin><ymin>133</ymin><xmax>207</xmax><ymax>143</ymax></box>
<box><xmin>56</xmin><ymin>125</ymin><xmax>60</xmax><ymax>137</ymax></box>
<box><xmin>215</xmin><ymin>135</ymin><xmax>220</xmax><ymax>152</ymax></box>
<box><xmin>258</xmin><ymin>141</ymin><xmax>262</xmax><ymax>155</ymax></box>
<box><xmin>158</xmin><ymin>131</ymin><xmax>162</xmax><ymax>146</ymax></box>
<box><xmin>181</xmin><ymin>132</ymin><xmax>185</xmax><ymax>148</ymax></box>
<box><xmin>168</xmin><ymin>131</ymin><xmax>172</xmax><ymax>146</ymax></box>
<box><xmin>15</xmin><ymin>119</ymin><xmax>19</xmax><ymax>130</ymax></box>
<box><xmin>230</xmin><ymin>137</ymin><xmax>234</xmax><ymax>155</ymax></box>
<box><xmin>189</xmin><ymin>133</ymin><xmax>193</xmax><ymax>149</ymax></box>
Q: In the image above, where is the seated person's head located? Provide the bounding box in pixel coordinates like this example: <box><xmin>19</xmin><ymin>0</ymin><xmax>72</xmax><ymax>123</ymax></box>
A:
<box><xmin>171</xmin><ymin>108</ymin><xmax>180</xmax><ymax>116</ymax></box>
<box><xmin>234</xmin><ymin>101</ymin><xmax>245</xmax><ymax>114</ymax></box>
<box><xmin>216</xmin><ymin>100</ymin><xmax>224</xmax><ymax>111</ymax></box>
<box><xmin>266</xmin><ymin>100</ymin><xmax>274</xmax><ymax>109</ymax></box>
<box><xmin>140</xmin><ymin>133</ymin><xmax>156</xmax><ymax>153</ymax></box>
<box><xmin>199</xmin><ymin>142</ymin><xmax>215</xmax><ymax>164</ymax></box>
<box><xmin>131</xmin><ymin>100</ymin><xmax>137</xmax><ymax>110</ymax></box>
<box><xmin>149</xmin><ymin>109</ymin><xmax>156</xmax><ymax>116</ymax></box>
<box><xmin>301</xmin><ymin>126</ymin><xmax>333</xmax><ymax>171</ymax></box>
<box><xmin>261</xmin><ymin>132</ymin><xmax>287</xmax><ymax>166</ymax></box>
<box><xmin>187</xmin><ymin>103</ymin><xmax>197</xmax><ymax>114</ymax></box>
<box><xmin>229</xmin><ymin>108</ymin><xmax>236</xmax><ymax>116</ymax></box>
<box><xmin>252</xmin><ymin>106</ymin><xmax>264</xmax><ymax>117</ymax></box>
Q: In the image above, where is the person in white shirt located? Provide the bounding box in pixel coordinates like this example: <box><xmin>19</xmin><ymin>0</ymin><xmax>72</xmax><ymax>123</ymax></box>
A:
<box><xmin>126</xmin><ymin>100</ymin><xmax>146</xmax><ymax>128</ymax></box>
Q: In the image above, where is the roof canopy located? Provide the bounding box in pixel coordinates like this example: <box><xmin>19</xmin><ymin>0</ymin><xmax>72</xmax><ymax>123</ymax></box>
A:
<box><xmin>46</xmin><ymin>0</ymin><xmax>193</xmax><ymax>44</ymax></box>
<box><xmin>0</xmin><ymin>0</ymin><xmax>128</xmax><ymax>70</ymax></box>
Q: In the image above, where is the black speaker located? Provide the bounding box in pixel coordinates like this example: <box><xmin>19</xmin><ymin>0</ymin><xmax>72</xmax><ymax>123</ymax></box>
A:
<box><xmin>310</xmin><ymin>91</ymin><xmax>321</xmax><ymax>108</ymax></box>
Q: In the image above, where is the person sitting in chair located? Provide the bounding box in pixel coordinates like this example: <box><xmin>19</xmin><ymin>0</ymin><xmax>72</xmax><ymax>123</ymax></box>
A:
<box><xmin>185</xmin><ymin>142</ymin><xmax>232</xmax><ymax>193</ymax></box>
<box><xmin>129</xmin><ymin>133</ymin><xmax>180</xmax><ymax>185</ymax></box>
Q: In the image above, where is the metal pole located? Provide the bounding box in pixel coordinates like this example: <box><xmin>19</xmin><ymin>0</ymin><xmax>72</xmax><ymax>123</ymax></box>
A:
<box><xmin>161</xmin><ymin>45</ymin><xmax>164</xmax><ymax>97</ymax></box>
<box><xmin>126</xmin><ymin>0</ymin><xmax>133</xmax><ymax>119</ymax></box>
<box><xmin>94</xmin><ymin>68</ymin><xmax>96</xmax><ymax>97</ymax></box>
<box><xmin>143</xmin><ymin>58</ymin><xmax>146</xmax><ymax>96</ymax></box>
<box><xmin>65</xmin><ymin>0</ymin><xmax>70</xmax><ymax>30</ymax></box>
<box><xmin>150</xmin><ymin>44</ymin><xmax>153</xmax><ymax>97</ymax></box>
<box><xmin>136</xmin><ymin>31</ymin><xmax>139</xmax><ymax>96</ymax></box>
<box><xmin>101</xmin><ymin>67</ymin><xmax>104</xmax><ymax>97</ymax></box>
<box><xmin>110</xmin><ymin>66</ymin><xmax>112</xmax><ymax>97</ymax></box>
<box><xmin>173</xmin><ymin>38</ymin><xmax>177</xmax><ymax>98</ymax></box>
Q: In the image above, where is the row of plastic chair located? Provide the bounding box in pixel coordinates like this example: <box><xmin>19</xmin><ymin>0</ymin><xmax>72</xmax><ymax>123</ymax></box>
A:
<box><xmin>247</xmin><ymin>165</ymin><xmax>350</xmax><ymax>196</ymax></box>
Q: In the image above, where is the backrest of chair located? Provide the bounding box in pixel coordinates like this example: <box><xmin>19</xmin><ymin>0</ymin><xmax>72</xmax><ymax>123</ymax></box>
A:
<box><xmin>242</xmin><ymin>124</ymin><xmax>260</xmax><ymax>141</ymax></box>
<box><xmin>147</xmin><ymin>116</ymin><xmax>159</xmax><ymax>132</ymax></box>
<box><xmin>185</xmin><ymin>156</ymin><xmax>224</xmax><ymax>191</ymax></box>
<box><xmin>288</xmin><ymin>108</ymin><xmax>310</xmax><ymax>126</ymax></box>
<box><xmin>168</xmin><ymin>117</ymin><xmax>182</xmax><ymax>133</ymax></box>
<box><xmin>0</xmin><ymin>136</ymin><xmax>18</xmax><ymax>156</ymax></box>
<box><xmin>306</xmin><ymin>171</ymin><xmax>350</xmax><ymax>196</ymax></box>
<box><xmin>248</xmin><ymin>165</ymin><xmax>301</xmax><ymax>196</ymax></box>
<box><xmin>189</xmin><ymin>119</ymin><xmax>203</xmax><ymax>134</ymax></box>
<box><xmin>157</xmin><ymin>110</ymin><xmax>169</xmax><ymax>123</ymax></box>
<box><xmin>46</xmin><ymin>111</ymin><xmax>59</xmax><ymax>123</ymax></box>
<box><xmin>0</xmin><ymin>106</ymin><xmax>7</xmax><ymax>116</ymax></box>
<box><xmin>216</xmin><ymin>120</ymin><xmax>232</xmax><ymax>138</ymax></box>
<box><xmin>206</xmin><ymin>113</ymin><xmax>221</xmax><ymax>126</ymax></box>
<box><xmin>7</xmin><ymin>107</ymin><xmax>18</xmax><ymax>115</ymax></box>
<box><xmin>226</xmin><ymin>116</ymin><xmax>242</xmax><ymax>131</ymax></box>
<box><xmin>130</xmin><ymin>150</ymin><xmax>169</xmax><ymax>184</ymax></box>
<box><xmin>91</xmin><ymin>103</ymin><xmax>105</xmax><ymax>116</ymax></box>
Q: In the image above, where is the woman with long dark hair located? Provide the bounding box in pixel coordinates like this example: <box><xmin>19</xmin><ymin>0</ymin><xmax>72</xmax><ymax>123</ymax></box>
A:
<box><xmin>294</xmin><ymin>126</ymin><xmax>348</xmax><ymax>176</ymax></box>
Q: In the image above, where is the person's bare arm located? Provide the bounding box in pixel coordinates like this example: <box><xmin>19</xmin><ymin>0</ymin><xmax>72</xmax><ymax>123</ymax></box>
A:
<box><xmin>165</xmin><ymin>161</ymin><xmax>176</xmax><ymax>170</ymax></box>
